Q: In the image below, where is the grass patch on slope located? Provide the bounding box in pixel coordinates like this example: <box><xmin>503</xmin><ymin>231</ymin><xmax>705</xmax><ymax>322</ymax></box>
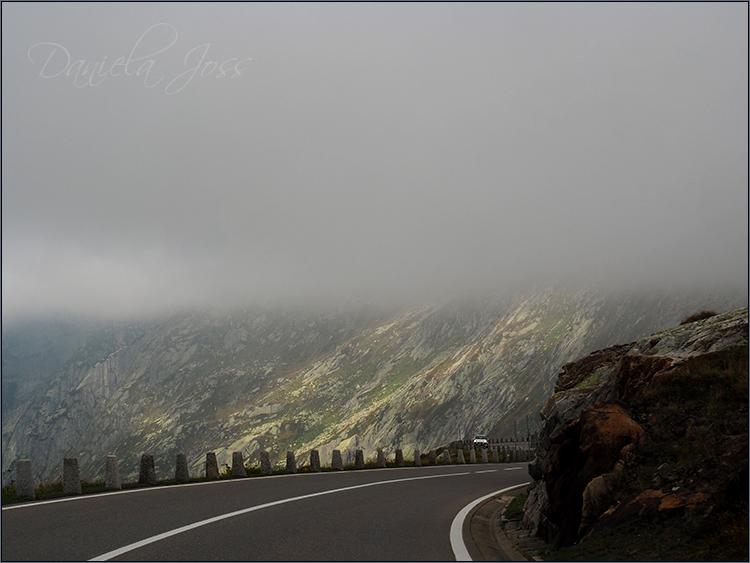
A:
<box><xmin>547</xmin><ymin>508</ymin><xmax>748</xmax><ymax>562</ymax></box>
<box><xmin>504</xmin><ymin>492</ymin><xmax>527</xmax><ymax>522</ymax></box>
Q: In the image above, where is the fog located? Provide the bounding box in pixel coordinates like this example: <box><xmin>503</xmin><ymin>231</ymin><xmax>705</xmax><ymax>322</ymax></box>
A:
<box><xmin>3</xmin><ymin>3</ymin><xmax>748</xmax><ymax>323</ymax></box>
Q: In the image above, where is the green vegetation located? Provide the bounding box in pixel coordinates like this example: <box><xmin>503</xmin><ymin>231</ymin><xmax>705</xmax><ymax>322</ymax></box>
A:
<box><xmin>376</xmin><ymin>357</ymin><xmax>426</xmax><ymax>400</ymax></box>
<box><xmin>546</xmin><ymin>509</ymin><xmax>748</xmax><ymax>562</ymax></box>
<box><xmin>542</xmin><ymin>317</ymin><xmax>570</xmax><ymax>348</ymax></box>
<box><xmin>504</xmin><ymin>492</ymin><xmax>527</xmax><ymax>521</ymax></box>
<box><xmin>573</xmin><ymin>368</ymin><xmax>606</xmax><ymax>390</ymax></box>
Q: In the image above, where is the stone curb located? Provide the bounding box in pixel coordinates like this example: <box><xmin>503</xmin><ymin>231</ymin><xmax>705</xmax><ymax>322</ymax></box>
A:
<box><xmin>466</xmin><ymin>485</ymin><xmax>529</xmax><ymax>562</ymax></box>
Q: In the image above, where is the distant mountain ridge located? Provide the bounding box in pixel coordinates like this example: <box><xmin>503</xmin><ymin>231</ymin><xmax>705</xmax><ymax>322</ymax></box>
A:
<box><xmin>2</xmin><ymin>287</ymin><xmax>745</xmax><ymax>483</ymax></box>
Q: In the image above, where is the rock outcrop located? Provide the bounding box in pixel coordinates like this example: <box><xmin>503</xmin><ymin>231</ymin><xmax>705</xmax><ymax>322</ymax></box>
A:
<box><xmin>523</xmin><ymin>307</ymin><xmax>748</xmax><ymax>548</ymax></box>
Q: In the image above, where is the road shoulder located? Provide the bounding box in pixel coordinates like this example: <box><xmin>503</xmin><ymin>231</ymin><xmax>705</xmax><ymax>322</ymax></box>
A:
<box><xmin>467</xmin><ymin>488</ymin><xmax>550</xmax><ymax>561</ymax></box>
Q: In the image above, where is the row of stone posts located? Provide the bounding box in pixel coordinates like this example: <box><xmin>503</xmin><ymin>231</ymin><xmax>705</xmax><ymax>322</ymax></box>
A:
<box><xmin>413</xmin><ymin>446</ymin><xmax>531</xmax><ymax>465</ymax></box>
<box><xmin>12</xmin><ymin>444</ymin><xmax>528</xmax><ymax>499</ymax></box>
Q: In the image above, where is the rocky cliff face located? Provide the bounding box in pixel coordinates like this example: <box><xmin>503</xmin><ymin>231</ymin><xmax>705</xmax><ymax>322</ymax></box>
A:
<box><xmin>2</xmin><ymin>289</ymin><xmax>744</xmax><ymax>483</ymax></box>
<box><xmin>523</xmin><ymin>307</ymin><xmax>749</xmax><ymax>548</ymax></box>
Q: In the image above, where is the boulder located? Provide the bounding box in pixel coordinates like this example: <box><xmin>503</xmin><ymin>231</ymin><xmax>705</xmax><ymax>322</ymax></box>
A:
<box><xmin>579</xmin><ymin>460</ymin><xmax>624</xmax><ymax>536</ymax></box>
<box><xmin>597</xmin><ymin>489</ymin><xmax>665</xmax><ymax>528</ymax></box>
<box><xmin>543</xmin><ymin>401</ymin><xmax>644</xmax><ymax>547</ymax></box>
<box><xmin>524</xmin><ymin>309</ymin><xmax>750</xmax><ymax>548</ymax></box>
<box><xmin>616</xmin><ymin>355</ymin><xmax>674</xmax><ymax>400</ymax></box>
<box><xmin>522</xmin><ymin>482</ymin><xmax>558</xmax><ymax>543</ymax></box>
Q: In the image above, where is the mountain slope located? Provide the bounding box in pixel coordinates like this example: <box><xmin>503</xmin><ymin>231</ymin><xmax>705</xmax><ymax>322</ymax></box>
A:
<box><xmin>2</xmin><ymin>288</ymin><xmax>744</xmax><ymax>482</ymax></box>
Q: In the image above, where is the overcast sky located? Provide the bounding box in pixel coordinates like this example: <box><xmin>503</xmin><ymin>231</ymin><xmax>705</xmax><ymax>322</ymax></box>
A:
<box><xmin>2</xmin><ymin>3</ymin><xmax>748</xmax><ymax>322</ymax></box>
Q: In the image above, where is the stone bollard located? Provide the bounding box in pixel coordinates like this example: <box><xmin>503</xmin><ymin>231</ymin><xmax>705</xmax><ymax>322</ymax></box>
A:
<box><xmin>260</xmin><ymin>451</ymin><xmax>272</xmax><ymax>476</ymax></box>
<box><xmin>377</xmin><ymin>449</ymin><xmax>386</xmax><ymax>468</ymax></box>
<box><xmin>64</xmin><ymin>457</ymin><xmax>82</xmax><ymax>495</ymax></box>
<box><xmin>175</xmin><ymin>453</ymin><xmax>189</xmax><ymax>483</ymax></box>
<box><xmin>232</xmin><ymin>452</ymin><xmax>247</xmax><ymax>477</ymax></box>
<box><xmin>205</xmin><ymin>452</ymin><xmax>219</xmax><ymax>480</ymax></box>
<box><xmin>442</xmin><ymin>450</ymin><xmax>451</xmax><ymax>464</ymax></box>
<box><xmin>138</xmin><ymin>454</ymin><xmax>156</xmax><ymax>486</ymax></box>
<box><xmin>15</xmin><ymin>459</ymin><xmax>35</xmax><ymax>499</ymax></box>
<box><xmin>457</xmin><ymin>450</ymin><xmax>465</xmax><ymax>464</ymax></box>
<box><xmin>286</xmin><ymin>451</ymin><xmax>297</xmax><ymax>474</ymax></box>
<box><xmin>395</xmin><ymin>449</ymin><xmax>404</xmax><ymax>467</ymax></box>
<box><xmin>106</xmin><ymin>455</ymin><xmax>122</xmax><ymax>490</ymax></box>
<box><xmin>331</xmin><ymin>450</ymin><xmax>344</xmax><ymax>471</ymax></box>
<box><xmin>482</xmin><ymin>449</ymin><xmax>488</xmax><ymax>463</ymax></box>
<box><xmin>469</xmin><ymin>449</ymin><xmax>476</xmax><ymax>464</ymax></box>
<box><xmin>354</xmin><ymin>450</ymin><xmax>365</xmax><ymax>470</ymax></box>
<box><xmin>492</xmin><ymin>448</ymin><xmax>499</xmax><ymax>463</ymax></box>
<box><xmin>427</xmin><ymin>451</ymin><xmax>437</xmax><ymax>465</ymax></box>
<box><xmin>309</xmin><ymin>450</ymin><xmax>321</xmax><ymax>472</ymax></box>
<box><xmin>413</xmin><ymin>449</ymin><xmax>421</xmax><ymax>467</ymax></box>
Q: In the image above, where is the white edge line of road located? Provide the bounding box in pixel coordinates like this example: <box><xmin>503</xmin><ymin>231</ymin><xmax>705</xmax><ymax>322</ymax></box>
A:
<box><xmin>87</xmin><ymin>471</ymin><xmax>472</xmax><ymax>562</ymax></box>
<box><xmin>0</xmin><ymin>463</ymin><xmax>459</xmax><ymax>512</ymax></box>
<box><xmin>450</xmin><ymin>481</ymin><xmax>530</xmax><ymax>561</ymax></box>
<box><xmin>1</xmin><ymin>463</ymin><xmax>516</xmax><ymax>512</ymax></box>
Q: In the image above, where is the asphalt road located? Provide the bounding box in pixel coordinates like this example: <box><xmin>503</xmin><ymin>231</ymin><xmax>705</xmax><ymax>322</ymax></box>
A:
<box><xmin>1</xmin><ymin>463</ymin><xmax>529</xmax><ymax>561</ymax></box>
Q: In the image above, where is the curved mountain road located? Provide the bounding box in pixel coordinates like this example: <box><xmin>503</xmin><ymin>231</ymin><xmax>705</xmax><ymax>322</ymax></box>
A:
<box><xmin>1</xmin><ymin>463</ymin><xmax>529</xmax><ymax>561</ymax></box>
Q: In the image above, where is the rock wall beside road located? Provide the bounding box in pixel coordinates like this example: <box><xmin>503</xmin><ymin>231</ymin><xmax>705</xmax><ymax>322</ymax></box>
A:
<box><xmin>523</xmin><ymin>307</ymin><xmax>749</xmax><ymax>548</ymax></box>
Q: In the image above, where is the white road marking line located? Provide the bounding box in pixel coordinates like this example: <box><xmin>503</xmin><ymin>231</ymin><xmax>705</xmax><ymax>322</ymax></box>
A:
<box><xmin>1</xmin><ymin>477</ymin><xmax>250</xmax><ymax>511</ymax></box>
<box><xmin>450</xmin><ymin>482</ymin><xmax>530</xmax><ymax>561</ymax></box>
<box><xmin>474</xmin><ymin>470</ymin><xmax>498</xmax><ymax>474</ymax></box>
<box><xmin>504</xmin><ymin>466</ymin><xmax>524</xmax><ymax>471</ymax></box>
<box><xmin>2</xmin><ymin>464</ymin><xmax>459</xmax><ymax>512</ymax></box>
<box><xmin>88</xmin><ymin>471</ymin><xmax>471</xmax><ymax>562</ymax></box>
